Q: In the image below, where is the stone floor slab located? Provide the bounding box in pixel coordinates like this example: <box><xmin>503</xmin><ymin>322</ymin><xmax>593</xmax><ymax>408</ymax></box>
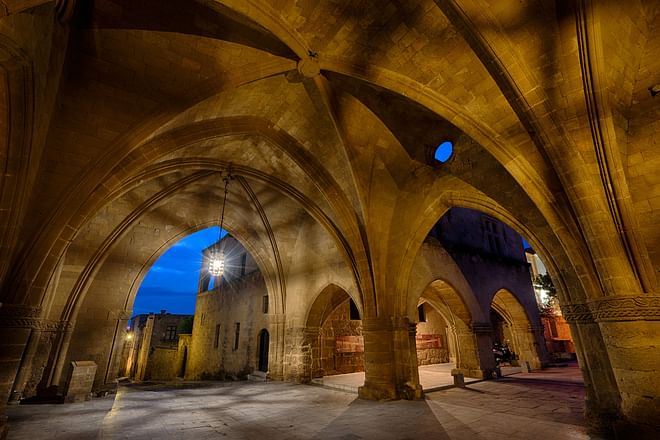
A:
<box><xmin>6</xmin><ymin>365</ymin><xmax>596</xmax><ymax>439</ymax></box>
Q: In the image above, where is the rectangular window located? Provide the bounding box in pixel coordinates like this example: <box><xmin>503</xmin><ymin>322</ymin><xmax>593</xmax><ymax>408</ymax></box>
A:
<box><xmin>214</xmin><ymin>324</ymin><xmax>221</xmax><ymax>349</ymax></box>
<box><xmin>349</xmin><ymin>299</ymin><xmax>360</xmax><ymax>320</ymax></box>
<box><xmin>165</xmin><ymin>325</ymin><xmax>177</xmax><ymax>341</ymax></box>
<box><xmin>262</xmin><ymin>295</ymin><xmax>269</xmax><ymax>314</ymax></box>
<box><xmin>418</xmin><ymin>304</ymin><xmax>426</xmax><ymax>323</ymax></box>
<box><xmin>549</xmin><ymin>319</ymin><xmax>559</xmax><ymax>338</ymax></box>
<box><xmin>233</xmin><ymin>323</ymin><xmax>240</xmax><ymax>350</ymax></box>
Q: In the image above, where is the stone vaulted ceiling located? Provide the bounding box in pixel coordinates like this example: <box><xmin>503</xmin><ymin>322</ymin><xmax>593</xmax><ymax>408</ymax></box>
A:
<box><xmin>0</xmin><ymin>0</ymin><xmax>657</xmax><ymax>321</ymax></box>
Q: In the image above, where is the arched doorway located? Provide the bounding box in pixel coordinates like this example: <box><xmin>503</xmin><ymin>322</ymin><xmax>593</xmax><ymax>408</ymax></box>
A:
<box><xmin>258</xmin><ymin>329</ymin><xmax>269</xmax><ymax>373</ymax></box>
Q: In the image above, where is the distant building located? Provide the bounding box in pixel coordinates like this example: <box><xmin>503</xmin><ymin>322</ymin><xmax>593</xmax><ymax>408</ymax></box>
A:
<box><xmin>123</xmin><ymin>310</ymin><xmax>193</xmax><ymax>381</ymax></box>
<box><xmin>186</xmin><ymin>236</ymin><xmax>270</xmax><ymax>380</ymax></box>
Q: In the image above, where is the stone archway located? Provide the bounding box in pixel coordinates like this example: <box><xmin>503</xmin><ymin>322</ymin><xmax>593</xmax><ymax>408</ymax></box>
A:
<box><xmin>303</xmin><ymin>284</ymin><xmax>362</xmax><ymax>382</ymax></box>
<box><xmin>419</xmin><ymin>280</ymin><xmax>488</xmax><ymax>379</ymax></box>
<box><xmin>491</xmin><ymin>289</ymin><xmax>544</xmax><ymax>369</ymax></box>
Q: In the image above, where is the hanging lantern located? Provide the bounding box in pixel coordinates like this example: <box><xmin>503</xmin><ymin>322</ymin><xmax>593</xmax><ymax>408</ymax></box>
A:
<box><xmin>209</xmin><ymin>249</ymin><xmax>225</xmax><ymax>277</ymax></box>
<box><xmin>208</xmin><ymin>171</ymin><xmax>231</xmax><ymax>279</ymax></box>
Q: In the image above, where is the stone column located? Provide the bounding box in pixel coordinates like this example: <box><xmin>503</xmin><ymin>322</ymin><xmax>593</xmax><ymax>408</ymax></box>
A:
<box><xmin>0</xmin><ymin>304</ymin><xmax>42</xmax><ymax>440</ymax></box>
<box><xmin>101</xmin><ymin>311</ymin><xmax>132</xmax><ymax>388</ymax></box>
<box><xmin>563</xmin><ymin>296</ymin><xmax>660</xmax><ymax>437</ymax></box>
<box><xmin>305</xmin><ymin>326</ymin><xmax>323</xmax><ymax>379</ymax></box>
<box><xmin>512</xmin><ymin>323</ymin><xmax>545</xmax><ymax>370</ymax></box>
<box><xmin>267</xmin><ymin>314</ymin><xmax>286</xmax><ymax>380</ymax></box>
<box><xmin>470</xmin><ymin>322</ymin><xmax>497</xmax><ymax>379</ymax></box>
<box><xmin>10</xmin><ymin>318</ymin><xmax>68</xmax><ymax>400</ymax></box>
<box><xmin>403</xmin><ymin>321</ymin><xmax>423</xmax><ymax>399</ymax></box>
<box><xmin>450</xmin><ymin>325</ymin><xmax>477</xmax><ymax>376</ymax></box>
<box><xmin>282</xmin><ymin>325</ymin><xmax>308</xmax><ymax>382</ymax></box>
<box><xmin>358</xmin><ymin>316</ymin><xmax>422</xmax><ymax>401</ymax></box>
<box><xmin>446</xmin><ymin>324</ymin><xmax>458</xmax><ymax>364</ymax></box>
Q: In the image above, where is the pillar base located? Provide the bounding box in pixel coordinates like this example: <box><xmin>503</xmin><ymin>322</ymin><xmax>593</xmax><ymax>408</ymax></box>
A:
<box><xmin>358</xmin><ymin>382</ymin><xmax>397</xmax><ymax>400</ymax></box>
<box><xmin>400</xmin><ymin>383</ymin><xmax>424</xmax><ymax>400</ymax></box>
<box><xmin>452</xmin><ymin>367</ymin><xmax>495</xmax><ymax>380</ymax></box>
<box><xmin>612</xmin><ymin>419</ymin><xmax>659</xmax><ymax>439</ymax></box>
<box><xmin>358</xmin><ymin>381</ymin><xmax>423</xmax><ymax>400</ymax></box>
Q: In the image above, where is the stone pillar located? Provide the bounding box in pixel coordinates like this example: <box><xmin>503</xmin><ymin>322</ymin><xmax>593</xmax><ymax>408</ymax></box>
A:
<box><xmin>358</xmin><ymin>316</ymin><xmax>422</xmax><ymax>401</ymax></box>
<box><xmin>512</xmin><ymin>323</ymin><xmax>545</xmax><ymax>370</ymax></box>
<box><xmin>446</xmin><ymin>324</ymin><xmax>458</xmax><ymax>364</ymax></box>
<box><xmin>0</xmin><ymin>304</ymin><xmax>41</xmax><ymax>440</ymax></box>
<box><xmin>282</xmin><ymin>325</ymin><xmax>308</xmax><ymax>382</ymax></box>
<box><xmin>267</xmin><ymin>314</ymin><xmax>286</xmax><ymax>380</ymax></box>
<box><xmin>305</xmin><ymin>326</ymin><xmax>323</xmax><ymax>379</ymax></box>
<box><xmin>471</xmin><ymin>322</ymin><xmax>497</xmax><ymax>379</ymax></box>
<box><xmin>403</xmin><ymin>321</ymin><xmax>423</xmax><ymax>399</ymax></box>
<box><xmin>562</xmin><ymin>295</ymin><xmax>660</xmax><ymax>438</ymax></box>
<box><xmin>100</xmin><ymin>311</ymin><xmax>131</xmax><ymax>389</ymax></box>
<box><xmin>562</xmin><ymin>297</ymin><xmax>660</xmax><ymax>437</ymax></box>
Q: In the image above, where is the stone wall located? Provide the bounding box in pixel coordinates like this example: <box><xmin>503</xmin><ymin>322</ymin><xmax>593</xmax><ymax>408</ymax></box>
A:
<box><xmin>416</xmin><ymin>304</ymin><xmax>449</xmax><ymax>365</ymax></box>
<box><xmin>320</xmin><ymin>300</ymin><xmax>364</xmax><ymax>375</ymax></box>
<box><xmin>145</xmin><ymin>347</ymin><xmax>178</xmax><ymax>381</ymax></box>
<box><xmin>187</xmin><ymin>270</ymin><xmax>269</xmax><ymax>380</ymax></box>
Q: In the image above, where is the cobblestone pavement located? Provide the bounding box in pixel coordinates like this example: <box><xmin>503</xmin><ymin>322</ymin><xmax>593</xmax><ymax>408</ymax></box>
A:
<box><xmin>7</xmin><ymin>366</ymin><xmax>596</xmax><ymax>439</ymax></box>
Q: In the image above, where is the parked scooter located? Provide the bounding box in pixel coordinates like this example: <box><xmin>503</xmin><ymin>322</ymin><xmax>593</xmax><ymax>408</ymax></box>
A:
<box><xmin>492</xmin><ymin>341</ymin><xmax>515</xmax><ymax>365</ymax></box>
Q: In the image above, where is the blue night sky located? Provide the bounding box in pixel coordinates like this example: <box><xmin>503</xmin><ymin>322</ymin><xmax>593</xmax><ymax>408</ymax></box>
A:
<box><xmin>132</xmin><ymin>227</ymin><xmax>226</xmax><ymax>317</ymax></box>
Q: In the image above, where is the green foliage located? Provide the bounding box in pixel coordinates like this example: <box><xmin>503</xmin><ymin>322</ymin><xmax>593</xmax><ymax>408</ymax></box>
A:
<box><xmin>533</xmin><ymin>273</ymin><xmax>556</xmax><ymax>296</ymax></box>
<box><xmin>179</xmin><ymin>316</ymin><xmax>193</xmax><ymax>334</ymax></box>
<box><xmin>534</xmin><ymin>273</ymin><xmax>558</xmax><ymax>315</ymax></box>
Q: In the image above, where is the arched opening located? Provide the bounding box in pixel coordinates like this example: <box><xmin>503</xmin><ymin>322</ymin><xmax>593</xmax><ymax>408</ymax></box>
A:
<box><xmin>122</xmin><ymin>227</ymin><xmax>220</xmax><ymax>382</ymax></box>
<box><xmin>418</xmin><ymin>280</ymin><xmax>484</xmax><ymax>383</ymax></box>
<box><xmin>304</xmin><ymin>284</ymin><xmax>363</xmax><ymax>383</ymax></box>
<box><xmin>407</xmin><ymin>206</ymin><xmax>560</xmax><ymax>386</ymax></box>
<box><xmin>491</xmin><ymin>289</ymin><xmax>544</xmax><ymax>369</ymax></box>
<box><xmin>525</xmin><ymin>246</ymin><xmax>576</xmax><ymax>362</ymax></box>
<box><xmin>258</xmin><ymin>329</ymin><xmax>269</xmax><ymax>373</ymax></box>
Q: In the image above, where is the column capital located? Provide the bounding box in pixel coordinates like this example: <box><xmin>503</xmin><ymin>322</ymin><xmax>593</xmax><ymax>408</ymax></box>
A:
<box><xmin>561</xmin><ymin>295</ymin><xmax>660</xmax><ymax>323</ymax></box>
<box><xmin>0</xmin><ymin>304</ymin><xmax>70</xmax><ymax>331</ymax></box>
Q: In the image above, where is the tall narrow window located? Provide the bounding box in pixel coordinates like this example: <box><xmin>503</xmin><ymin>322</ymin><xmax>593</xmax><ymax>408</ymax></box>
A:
<box><xmin>214</xmin><ymin>324</ymin><xmax>221</xmax><ymax>349</ymax></box>
<box><xmin>233</xmin><ymin>323</ymin><xmax>240</xmax><ymax>350</ymax></box>
<box><xmin>349</xmin><ymin>299</ymin><xmax>360</xmax><ymax>320</ymax></box>
<box><xmin>418</xmin><ymin>304</ymin><xmax>426</xmax><ymax>323</ymax></box>
<box><xmin>262</xmin><ymin>295</ymin><xmax>269</xmax><ymax>314</ymax></box>
<box><xmin>240</xmin><ymin>253</ymin><xmax>247</xmax><ymax>276</ymax></box>
<box><xmin>483</xmin><ymin>216</ymin><xmax>503</xmax><ymax>254</ymax></box>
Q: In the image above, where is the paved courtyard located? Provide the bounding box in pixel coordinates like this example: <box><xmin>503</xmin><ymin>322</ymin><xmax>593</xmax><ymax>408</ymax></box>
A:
<box><xmin>6</xmin><ymin>365</ymin><xmax>594</xmax><ymax>439</ymax></box>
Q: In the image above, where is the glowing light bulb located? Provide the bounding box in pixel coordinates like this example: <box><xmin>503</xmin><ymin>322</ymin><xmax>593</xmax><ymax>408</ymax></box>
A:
<box><xmin>209</xmin><ymin>250</ymin><xmax>225</xmax><ymax>276</ymax></box>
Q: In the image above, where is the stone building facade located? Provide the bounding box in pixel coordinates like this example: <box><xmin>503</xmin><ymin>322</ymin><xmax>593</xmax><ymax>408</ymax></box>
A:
<box><xmin>125</xmin><ymin>311</ymin><xmax>192</xmax><ymax>382</ymax></box>
<box><xmin>0</xmin><ymin>2</ymin><xmax>658</xmax><ymax>438</ymax></box>
<box><xmin>185</xmin><ymin>236</ymin><xmax>269</xmax><ymax>380</ymax></box>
